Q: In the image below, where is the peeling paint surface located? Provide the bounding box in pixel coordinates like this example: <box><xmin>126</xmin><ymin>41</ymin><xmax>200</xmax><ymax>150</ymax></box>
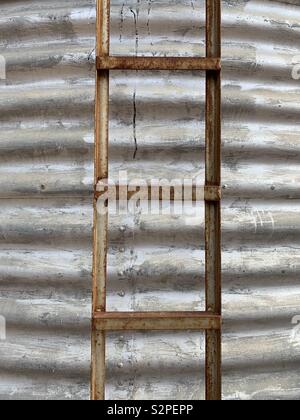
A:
<box><xmin>0</xmin><ymin>0</ymin><xmax>299</xmax><ymax>400</ymax></box>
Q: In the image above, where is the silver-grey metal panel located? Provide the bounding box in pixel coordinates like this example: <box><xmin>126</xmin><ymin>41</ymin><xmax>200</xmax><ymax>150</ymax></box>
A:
<box><xmin>0</xmin><ymin>0</ymin><xmax>299</xmax><ymax>400</ymax></box>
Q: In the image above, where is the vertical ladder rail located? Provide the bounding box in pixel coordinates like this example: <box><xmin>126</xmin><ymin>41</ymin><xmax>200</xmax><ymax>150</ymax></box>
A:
<box><xmin>92</xmin><ymin>0</ymin><xmax>110</xmax><ymax>401</ymax></box>
<box><xmin>205</xmin><ymin>0</ymin><xmax>222</xmax><ymax>401</ymax></box>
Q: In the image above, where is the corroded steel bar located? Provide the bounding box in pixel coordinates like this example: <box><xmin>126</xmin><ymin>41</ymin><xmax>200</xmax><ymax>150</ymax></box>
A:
<box><xmin>205</xmin><ymin>0</ymin><xmax>222</xmax><ymax>401</ymax></box>
<box><xmin>92</xmin><ymin>0</ymin><xmax>110</xmax><ymax>402</ymax></box>
<box><xmin>94</xmin><ymin>312</ymin><xmax>221</xmax><ymax>332</ymax></box>
<box><xmin>97</xmin><ymin>56</ymin><xmax>221</xmax><ymax>71</ymax></box>
<box><xmin>95</xmin><ymin>183</ymin><xmax>221</xmax><ymax>202</ymax></box>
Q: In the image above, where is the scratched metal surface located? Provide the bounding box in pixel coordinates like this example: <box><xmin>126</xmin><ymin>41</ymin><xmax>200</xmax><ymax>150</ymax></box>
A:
<box><xmin>0</xmin><ymin>0</ymin><xmax>299</xmax><ymax>400</ymax></box>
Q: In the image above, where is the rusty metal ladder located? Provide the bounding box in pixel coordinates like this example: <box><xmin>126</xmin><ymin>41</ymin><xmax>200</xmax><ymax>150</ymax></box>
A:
<box><xmin>92</xmin><ymin>0</ymin><xmax>222</xmax><ymax>401</ymax></box>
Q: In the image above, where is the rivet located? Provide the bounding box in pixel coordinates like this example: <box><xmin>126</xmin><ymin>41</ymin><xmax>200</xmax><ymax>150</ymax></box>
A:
<box><xmin>271</xmin><ymin>185</ymin><xmax>276</xmax><ymax>191</ymax></box>
<box><xmin>118</xmin><ymin>291</ymin><xmax>125</xmax><ymax>297</ymax></box>
<box><xmin>118</xmin><ymin>363</ymin><xmax>124</xmax><ymax>369</ymax></box>
<box><xmin>119</xmin><ymin>226</ymin><xmax>126</xmax><ymax>233</ymax></box>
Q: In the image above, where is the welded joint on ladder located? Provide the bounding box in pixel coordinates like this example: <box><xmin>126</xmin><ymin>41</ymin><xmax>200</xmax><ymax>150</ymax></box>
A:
<box><xmin>204</xmin><ymin>186</ymin><xmax>221</xmax><ymax>202</ymax></box>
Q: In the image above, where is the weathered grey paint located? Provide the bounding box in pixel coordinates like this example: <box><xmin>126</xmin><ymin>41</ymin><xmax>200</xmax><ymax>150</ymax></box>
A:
<box><xmin>0</xmin><ymin>0</ymin><xmax>299</xmax><ymax>400</ymax></box>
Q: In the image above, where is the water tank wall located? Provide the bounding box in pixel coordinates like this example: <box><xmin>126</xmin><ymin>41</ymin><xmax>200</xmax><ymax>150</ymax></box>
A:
<box><xmin>0</xmin><ymin>0</ymin><xmax>299</xmax><ymax>400</ymax></box>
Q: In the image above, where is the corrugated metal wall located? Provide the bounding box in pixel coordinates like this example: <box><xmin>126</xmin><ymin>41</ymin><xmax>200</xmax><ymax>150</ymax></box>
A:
<box><xmin>0</xmin><ymin>0</ymin><xmax>299</xmax><ymax>400</ymax></box>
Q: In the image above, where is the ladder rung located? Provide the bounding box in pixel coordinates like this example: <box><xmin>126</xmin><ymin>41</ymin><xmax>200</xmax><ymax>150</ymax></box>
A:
<box><xmin>93</xmin><ymin>311</ymin><xmax>221</xmax><ymax>331</ymax></box>
<box><xmin>95</xmin><ymin>183</ymin><xmax>221</xmax><ymax>202</ymax></box>
<box><xmin>97</xmin><ymin>56</ymin><xmax>221</xmax><ymax>71</ymax></box>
